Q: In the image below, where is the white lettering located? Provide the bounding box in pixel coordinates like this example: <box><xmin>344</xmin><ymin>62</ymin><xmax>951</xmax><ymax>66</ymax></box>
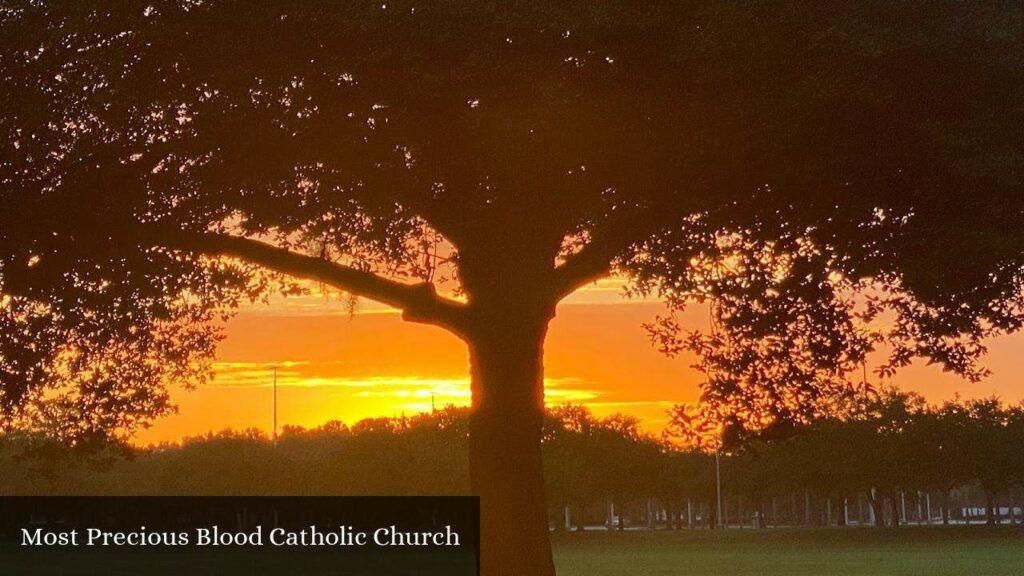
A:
<box><xmin>20</xmin><ymin>528</ymin><xmax>78</xmax><ymax>546</ymax></box>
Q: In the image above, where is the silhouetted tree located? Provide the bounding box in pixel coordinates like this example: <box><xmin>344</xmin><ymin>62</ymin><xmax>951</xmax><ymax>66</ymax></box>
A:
<box><xmin>2</xmin><ymin>3</ymin><xmax>1022</xmax><ymax>573</ymax></box>
<box><xmin>650</xmin><ymin>449</ymin><xmax>712</xmax><ymax>530</ymax></box>
<box><xmin>955</xmin><ymin>399</ymin><xmax>1021</xmax><ymax>524</ymax></box>
<box><xmin>913</xmin><ymin>402</ymin><xmax>974</xmax><ymax>524</ymax></box>
<box><xmin>543</xmin><ymin>405</ymin><xmax>601</xmax><ymax>530</ymax></box>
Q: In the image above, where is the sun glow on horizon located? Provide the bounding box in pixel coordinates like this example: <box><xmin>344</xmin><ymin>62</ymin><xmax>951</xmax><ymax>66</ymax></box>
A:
<box><xmin>134</xmin><ymin>279</ymin><xmax>1024</xmax><ymax>446</ymax></box>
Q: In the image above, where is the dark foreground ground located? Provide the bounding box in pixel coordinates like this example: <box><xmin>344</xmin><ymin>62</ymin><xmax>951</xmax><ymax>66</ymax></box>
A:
<box><xmin>552</xmin><ymin>526</ymin><xmax>1024</xmax><ymax>576</ymax></box>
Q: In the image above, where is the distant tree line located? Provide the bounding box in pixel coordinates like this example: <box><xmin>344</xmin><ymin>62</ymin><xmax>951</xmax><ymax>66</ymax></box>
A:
<box><xmin>2</xmin><ymin>393</ymin><xmax>1023</xmax><ymax>530</ymax></box>
<box><xmin>725</xmin><ymin>391</ymin><xmax>1024</xmax><ymax>529</ymax></box>
<box><xmin>0</xmin><ymin>409</ymin><xmax>471</xmax><ymax>497</ymax></box>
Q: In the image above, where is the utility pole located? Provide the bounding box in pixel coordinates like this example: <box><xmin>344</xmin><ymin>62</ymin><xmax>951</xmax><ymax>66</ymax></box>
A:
<box><xmin>709</xmin><ymin>302</ymin><xmax>725</xmax><ymax>530</ymax></box>
<box><xmin>272</xmin><ymin>365</ymin><xmax>278</xmax><ymax>446</ymax></box>
<box><xmin>715</xmin><ymin>450</ymin><xmax>723</xmax><ymax>529</ymax></box>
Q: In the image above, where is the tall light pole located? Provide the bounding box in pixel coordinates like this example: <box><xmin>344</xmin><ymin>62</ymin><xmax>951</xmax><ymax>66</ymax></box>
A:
<box><xmin>715</xmin><ymin>449</ymin><xmax>723</xmax><ymax>529</ymax></box>
<box><xmin>272</xmin><ymin>365</ymin><xmax>278</xmax><ymax>446</ymax></box>
<box><xmin>708</xmin><ymin>301</ymin><xmax>725</xmax><ymax>529</ymax></box>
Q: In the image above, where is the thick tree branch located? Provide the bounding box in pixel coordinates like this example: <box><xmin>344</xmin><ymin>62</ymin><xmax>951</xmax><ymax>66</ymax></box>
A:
<box><xmin>549</xmin><ymin>241</ymin><xmax>617</xmax><ymax>302</ymax></box>
<box><xmin>164</xmin><ymin>232</ymin><xmax>469</xmax><ymax>335</ymax></box>
<box><xmin>550</xmin><ymin>209</ymin><xmax>688</xmax><ymax>301</ymax></box>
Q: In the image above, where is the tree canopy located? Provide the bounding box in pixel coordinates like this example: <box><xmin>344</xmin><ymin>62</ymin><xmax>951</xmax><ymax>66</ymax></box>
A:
<box><xmin>3</xmin><ymin>0</ymin><xmax>1022</xmax><ymax>440</ymax></box>
<box><xmin>2</xmin><ymin>3</ymin><xmax>1022</xmax><ymax>574</ymax></box>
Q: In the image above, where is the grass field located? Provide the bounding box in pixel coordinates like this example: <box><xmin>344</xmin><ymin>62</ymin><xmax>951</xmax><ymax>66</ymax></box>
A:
<box><xmin>2</xmin><ymin>525</ymin><xmax>1021</xmax><ymax>575</ymax></box>
<box><xmin>0</xmin><ymin>546</ymin><xmax>476</xmax><ymax>576</ymax></box>
<box><xmin>552</xmin><ymin>526</ymin><xmax>1024</xmax><ymax>576</ymax></box>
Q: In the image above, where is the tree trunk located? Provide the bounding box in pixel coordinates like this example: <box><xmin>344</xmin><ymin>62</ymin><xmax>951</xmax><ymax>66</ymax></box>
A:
<box><xmin>868</xmin><ymin>490</ymin><xmax>885</xmax><ymax>528</ymax></box>
<box><xmin>889</xmin><ymin>492</ymin><xmax>901</xmax><ymax>528</ymax></box>
<box><xmin>468</xmin><ymin>316</ymin><xmax>555</xmax><ymax>576</ymax></box>
<box><xmin>942</xmin><ymin>490</ymin><xmax>950</xmax><ymax>526</ymax></box>
<box><xmin>791</xmin><ymin>493</ymin><xmax>798</xmax><ymax>526</ymax></box>
<box><xmin>804</xmin><ymin>489</ymin><xmax>812</xmax><ymax>526</ymax></box>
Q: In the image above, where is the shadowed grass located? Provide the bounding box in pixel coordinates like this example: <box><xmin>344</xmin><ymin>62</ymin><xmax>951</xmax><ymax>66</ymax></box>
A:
<box><xmin>552</xmin><ymin>526</ymin><xmax>1024</xmax><ymax>576</ymax></box>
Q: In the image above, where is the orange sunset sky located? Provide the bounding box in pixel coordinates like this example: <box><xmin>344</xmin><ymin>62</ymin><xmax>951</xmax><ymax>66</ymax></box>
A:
<box><xmin>136</xmin><ymin>279</ymin><xmax>1024</xmax><ymax>445</ymax></box>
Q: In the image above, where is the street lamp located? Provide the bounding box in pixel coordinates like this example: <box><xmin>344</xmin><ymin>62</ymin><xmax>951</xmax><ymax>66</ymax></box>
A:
<box><xmin>715</xmin><ymin>449</ymin><xmax>723</xmax><ymax>529</ymax></box>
